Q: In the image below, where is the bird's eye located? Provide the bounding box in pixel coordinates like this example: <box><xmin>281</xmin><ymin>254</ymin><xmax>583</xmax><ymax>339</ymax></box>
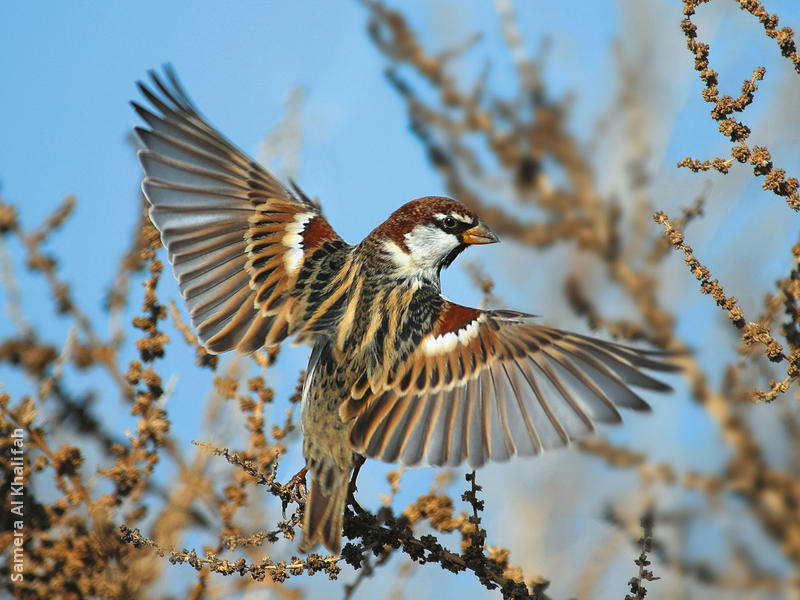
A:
<box><xmin>442</xmin><ymin>216</ymin><xmax>457</xmax><ymax>230</ymax></box>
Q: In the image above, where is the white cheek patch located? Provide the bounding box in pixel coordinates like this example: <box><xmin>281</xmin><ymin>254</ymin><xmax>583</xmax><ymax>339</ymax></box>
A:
<box><xmin>423</xmin><ymin>317</ymin><xmax>483</xmax><ymax>356</ymax></box>
<box><xmin>403</xmin><ymin>224</ymin><xmax>460</xmax><ymax>273</ymax></box>
<box><xmin>282</xmin><ymin>212</ymin><xmax>314</xmax><ymax>274</ymax></box>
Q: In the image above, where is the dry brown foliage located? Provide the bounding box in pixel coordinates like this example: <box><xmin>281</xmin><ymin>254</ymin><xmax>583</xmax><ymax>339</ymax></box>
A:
<box><xmin>3</xmin><ymin>1</ymin><xmax>800</xmax><ymax>598</ymax></box>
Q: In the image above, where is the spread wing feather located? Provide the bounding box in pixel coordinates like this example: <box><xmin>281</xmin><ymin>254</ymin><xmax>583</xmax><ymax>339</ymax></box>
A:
<box><xmin>345</xmin><ymin>304</ymin><xmax>678</xmax><ymax>469</ymax></box>
<box><xmin>133</xmin><ymin>67</ymin><xmax>342</xmax><ymax>353</ymax></box>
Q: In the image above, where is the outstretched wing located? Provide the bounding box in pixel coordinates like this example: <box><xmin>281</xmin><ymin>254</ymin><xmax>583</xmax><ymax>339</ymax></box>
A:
<box><xmin>133</xmin><ymin>67</ymin><xmax>343</xmax><ymax>353</ymax></box>
<box><xmin>343</xmin><ymin>302</ymin><xmax>678</xmax><ymax>469</ymax></box>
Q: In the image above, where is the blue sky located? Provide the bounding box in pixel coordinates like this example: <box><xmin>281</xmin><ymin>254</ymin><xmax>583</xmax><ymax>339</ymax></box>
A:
<box><xmin>3</xmin><ymin>1</ymin><xmax>800</xmax><ymax>598</ymax></box>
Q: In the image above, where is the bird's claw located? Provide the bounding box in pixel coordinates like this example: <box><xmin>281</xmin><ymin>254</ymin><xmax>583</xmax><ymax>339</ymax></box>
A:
<box><xmin>346</xmin><ymin>487</ymin><xmax>365</xmax><ymax>515</ymax></box>
<box><xmin>346</xmin><ymin>456</ymin><xmax>367</xmax><ymax>515</ymax></box>
<box><xmin>282</xmin><ymin>466</ymin><xmax>308</xmax><ymax>517</ymax></box>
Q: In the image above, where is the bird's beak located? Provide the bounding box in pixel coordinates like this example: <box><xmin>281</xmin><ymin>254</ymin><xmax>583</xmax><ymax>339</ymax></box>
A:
<box><xmin>461</xmin><ymin>222</ymin><xmax>499</xmax><ymax>245</ymax></box>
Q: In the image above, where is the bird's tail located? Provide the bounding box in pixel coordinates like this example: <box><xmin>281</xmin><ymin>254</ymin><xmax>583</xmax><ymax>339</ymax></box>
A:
<box><xmin>299</xmin><ymin>462</ymin><xmax>351</xmax><ymax>554</ymax></box>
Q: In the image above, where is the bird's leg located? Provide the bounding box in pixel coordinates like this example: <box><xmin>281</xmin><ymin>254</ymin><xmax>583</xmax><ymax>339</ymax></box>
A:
<box><xmin>283</xmin><ymin>466</ymin><xmax>308</xmax><ymax>516</ymax></box>
<box><xmin>288</xmin><ymin>466</ymin><xmax>308</xmax><ymax>499</ymax></box>
<box><xmin>346</xmin><ymin>455</ymin><xmax>366</xmax><ymax>514</ymax></box>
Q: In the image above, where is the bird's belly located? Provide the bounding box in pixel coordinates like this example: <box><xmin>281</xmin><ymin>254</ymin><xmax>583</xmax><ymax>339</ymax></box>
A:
<box><xmin>300</xmin><ymin>341</ymin><xmax>362</xmax><ymax>471</ymax></box>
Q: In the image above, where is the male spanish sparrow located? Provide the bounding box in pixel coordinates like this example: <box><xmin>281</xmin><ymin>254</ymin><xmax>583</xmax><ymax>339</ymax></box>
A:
<box><xmin>133</xmin><ymin>68</ymin><xmax>677</xmax><ymax>554</ymax></box>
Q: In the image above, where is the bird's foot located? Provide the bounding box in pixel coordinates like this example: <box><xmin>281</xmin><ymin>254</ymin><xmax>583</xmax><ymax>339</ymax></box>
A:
<box><xmin>287</xmin><ymin>466</ymin><xmax>308</xmax><ymax>501</ymax></box>
<box><xmin>346</xmin><ymin>489</ymin><xmax>365</xmax><ymax>515</ymax></box>
<box><xmin>346</xmin><ymin>456</ymin><xmax>366</xmax><ymax>515</ymax></box>
<box><xmin>282</xmin><ymin>466</ymin><xmax>308</xmax><ymax>517</ymax></box>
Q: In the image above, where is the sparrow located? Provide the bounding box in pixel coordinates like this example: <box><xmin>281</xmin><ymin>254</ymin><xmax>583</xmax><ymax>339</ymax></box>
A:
<box><xmin>132</xmin><ymin>67</ymin><xmax>677</xmax><ymax>554</ymax></box>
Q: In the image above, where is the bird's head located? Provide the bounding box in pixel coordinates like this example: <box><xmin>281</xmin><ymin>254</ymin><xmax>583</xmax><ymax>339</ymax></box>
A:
<box><xmin>368</xmin><ymin>196</ymin><xmax>498</xmax><ymax>281</ymax></box>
